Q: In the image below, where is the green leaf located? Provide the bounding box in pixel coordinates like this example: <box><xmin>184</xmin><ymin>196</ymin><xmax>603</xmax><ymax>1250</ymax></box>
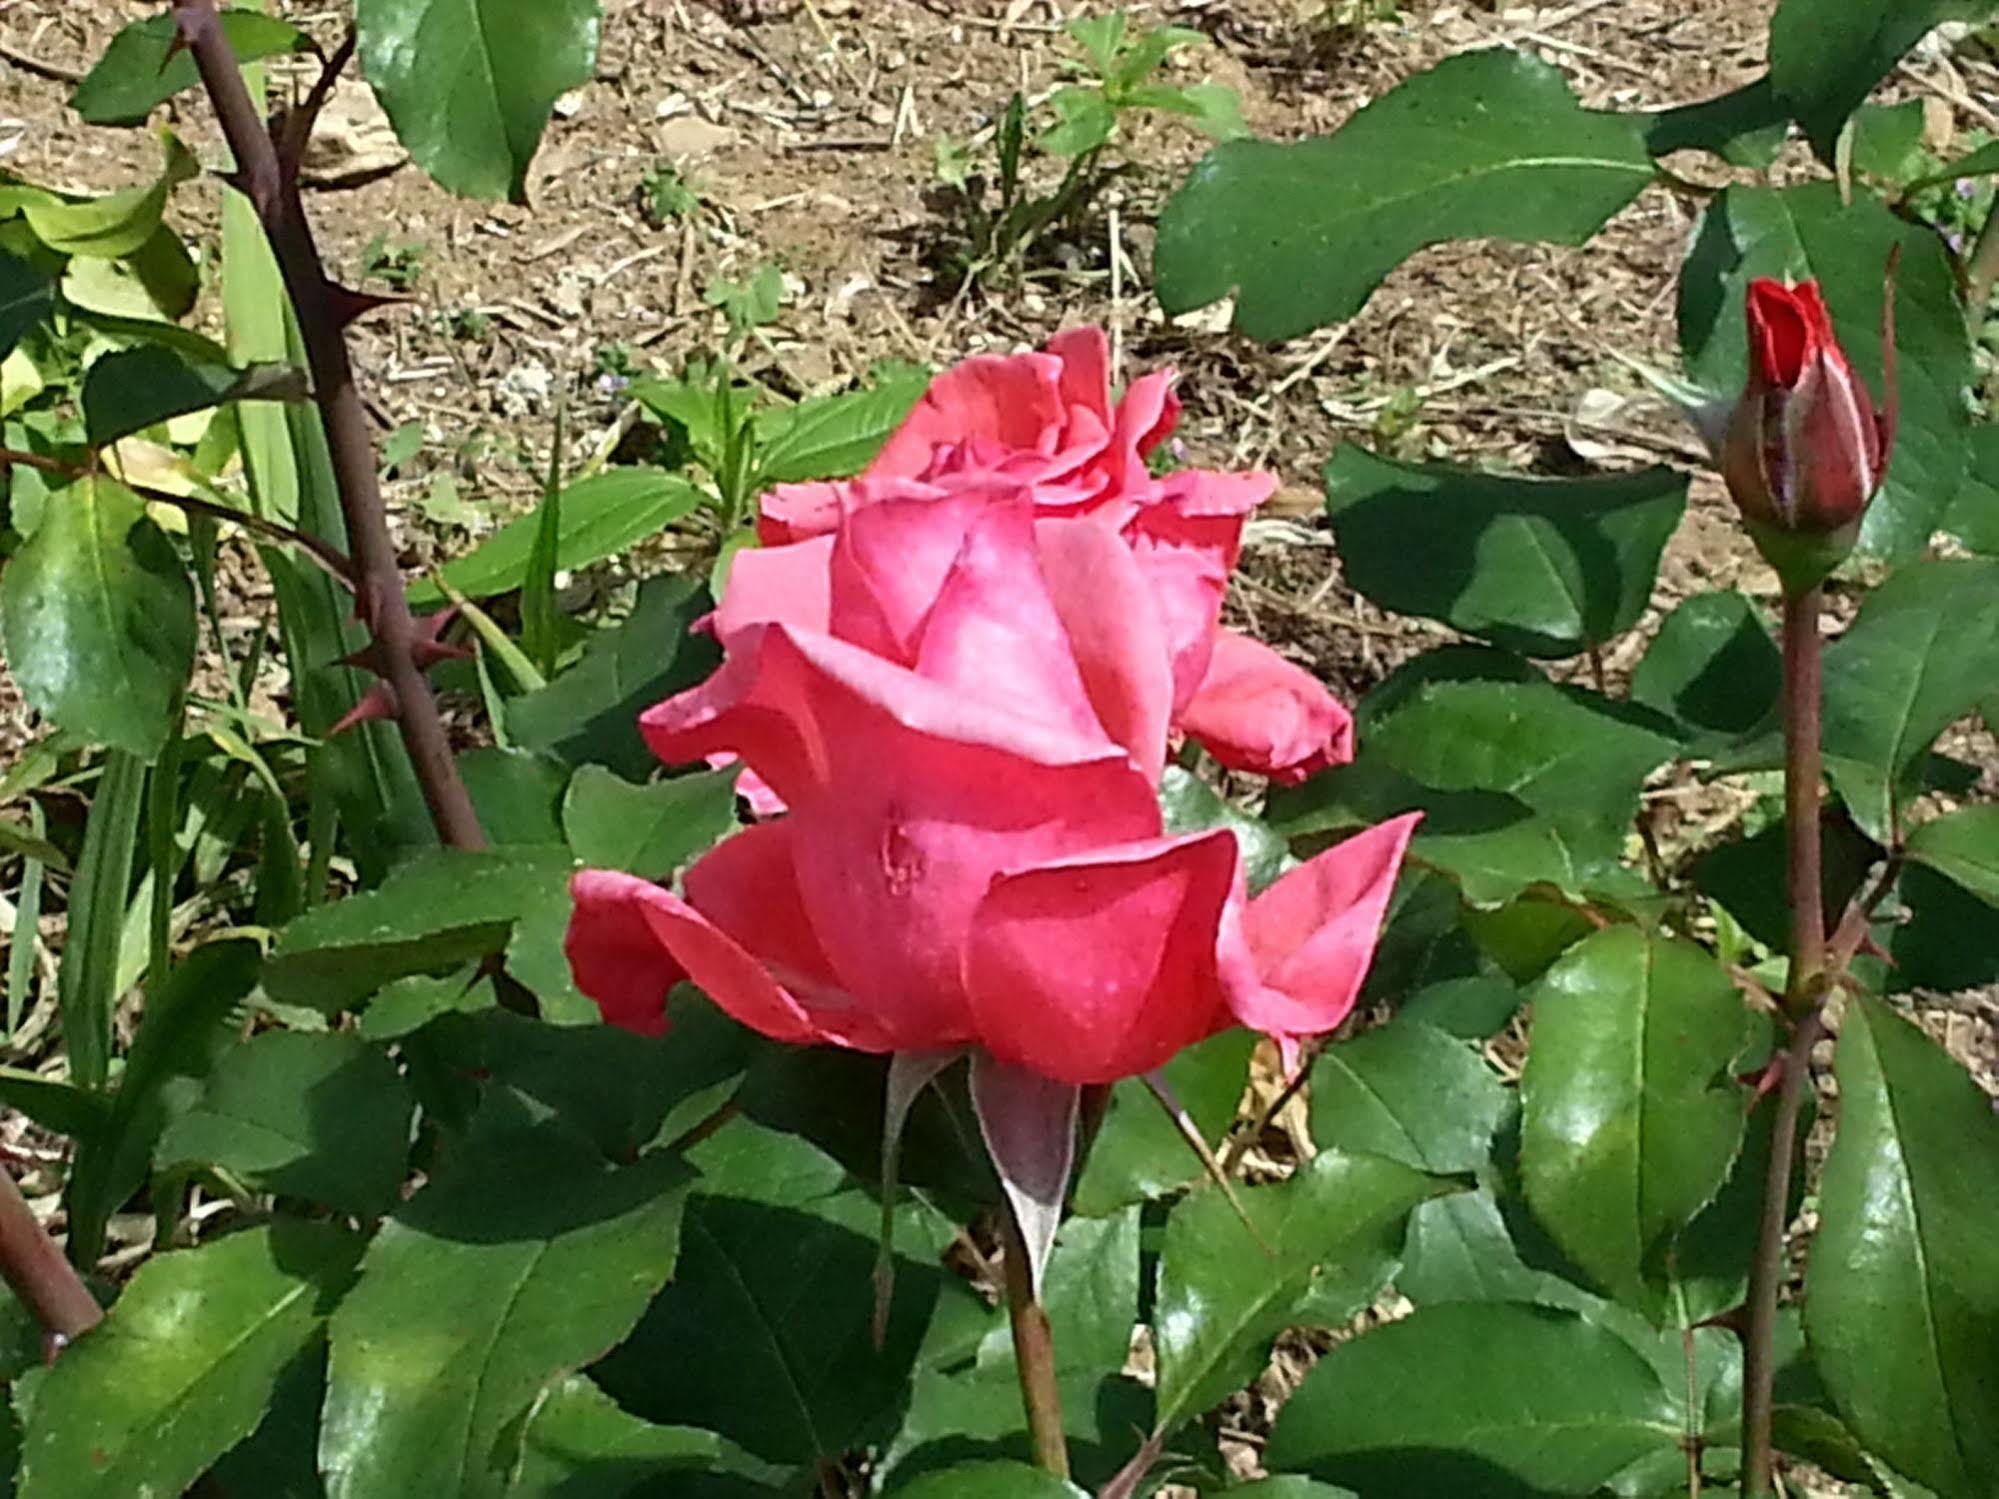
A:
<box><xmin>408</xmin><ymin>468</ymin><xmax>700</xmax><ymax>605</ymax></box>
<box><xmin>22</xmin><ymin>134</ymin><xmax>198</xmax><ymax>259</ymax></box>
<box><xmin>1040</xmin><ymin>86</ymin><xmax>1118</xmax><ymax>156</ymax></box>
<box><xmin>0</xmin><ymin>477</ymin><xmax>195</xmax><ymax>760</ymax></box>
<box><xmin>510</xmin><ymin>574</ymin><xmax>720</xmax><ymax>781</ymax></box>
<box><xmin>1688</xmin><ymin>804</ymin><xmax>1881</xmax><ymax>955</ymax></box>
<box><xmin>71</xmin><ymin>12</ymin><xmax>310</xmax><ymax>127</ymax></box>
<box><xmin>1069</xmin><ymin>1028</ymin><xmax>1255</xmax><ymax>1217</ymax></box>
<box><xmin>513</xmin><ymin>1375</ymin><xmax>794</xmax><ymax>1497</ymax></box>
<box><xmin>1638</xmin><ymin>77</ymin><xmax>1789</xmax><ymax>168</ymax></box>
<box><xmin>65</xmin><ymin>936</ymin><xmax>262</xmax><ymax>1267</ymax></box>
<box><xmin>353</xmin><ymin>0</ymin><xmax>600</xmax><ymax>202</ymax></box>
<box><xmin>1805</xmin><ymin>997</ymin><xmax>1999</xmax><ymax>1498</ymax></box>
<box><xmin>1769</xmin><ymin>0</ymin><xmax>1989</xmax><ymax>158</ymax></box>
<box><xmin>1906</xmin><ymin>805</ymin><xmax>1999</xmax><ymax>903</ymax></box>
<box><xmin>1323</xmin><ymin>445</ymin><xmax>1686</xmax><ymax>658</ymax></box>
<box><xmin>458</xmin><ymin>747</ymin><xmax>570</xmax><ymax>847</ymax></box>
<box><xmin>1284</xmin><ymin>670</ymin><xmax>1679</xmax><ymax>905</ymax></box>
<box><xmin>206</xmin><ymin>1346</ymin><xmax>327</xmax><ymax>1499</ymax></box>
<box><xmin>54</xmin><ymin>751</ymin><xmax>147</xmax><ymax>1095</ymax></box>
<box><xmin>753</xmin><ymin>369</ymin><xmax>929</xmax><ymax>484</ymax></box>
<box><xmin>1157</xmin><ymin>766</ymin><xmax>1288</xmax><ymax>894</ymax></box>
<box><xmin>265</xmin><ymin>846</ymin><xmax>573</xmax><ymax>1008</ymax></box>
<box><xmin>1821</xmin><ymin>558</ymin><xmax>1999</xmax><ymax>842</ymax></box>
<box><xmin>155</xmin><ymin>1031</ymin><xmax>415</xmax><ymax>1216</ymax></box>
<box><xmin>522</xmin><ymin>423</ymin><xmax>564</xmax><ymax>676</ymax></box>
<box><xmin>1630</xmin><ymin>590</ymin><xmax>1780</xmax><ymax>750</ymax></box>
<box><xmin>1153</xmin><ymin>1149</ymin><xmax>1457</xmax><ymax>1431</ymax></box>
<box><xmin>0</xmin><ymin>251</ymin><xmax>53</xmax><ymax>363</ymax></box>
<box><xmin>1945</xmin><ymin>423</ymin><xmax>1999</xmax><ymax>556</ymax></box>
<box><xmin>561</xmin><ymin>765</ymin><xmax>740</xmax><ymax>881</ymax></box>
<box><xmin>1311</xmin><ymin>1023</ymin><xmax>1515</xmax><ymax>1304</ymax></box>
<box><xmin>1398</xmin><ymin>974</ymin><xmax>1522</xmax><ymax>1041</ymax></box>
<box><xmin>889</xmin><ymin>1463</ymin><xmax>1087</xmax><ymax>1499</ymax></box>
<box><xmin>1128</xmin><ymin>82</ymin><xmax>1250</xmax><ymax>142</ymax></box>
<box><xmin>1223</xmin><ymin>1484</ymin><xmax>1356</xmax><ymax>1499</ymax></box>
<box><xmin>320</xmin><ymin>1130</ymin><xmax>692</xmax><ymax>1499</ymax></box>
<box><xmin>81</xmin><ymin>347</ymin><xmax>302</xmax><ymax>447</ymax></box>
<box><xmin>1519</xmin><ymin>927</ymin><xmax>1750</xmax><ymax>1313</ymax></box>
<box><xmin>17</xmin><ymin>1222</ymin><xmax>360</xmax><ymax>1499</ymax></box>
<box><xmin>879</xmin><ymin>1368</ymin><xmax>1152</xmax><ymax>1494</ymax></box>
<box><xmin>1678</xmin><ymin>183</ymin><xmax>1968</xmax><ymax>565</ymax></box>
<box><xmin>1265</xmin><ymin>1301</ymin><xmax>1682</xmax><ymax>1495</ymax></box>
<box><xmin>1155</xmin><ymin>50</ymin><xmax>1654</xmax><ymax>339</ymax></box>
<box><xmin>1849</xmin><ymin>100</ymin><xmax>1931</xmax><ymax>183</ymax></box>
<box><xmin>593</xmin><ymin>1120</ymin><xmax>959</xmax><ymax>1468</ymax></box>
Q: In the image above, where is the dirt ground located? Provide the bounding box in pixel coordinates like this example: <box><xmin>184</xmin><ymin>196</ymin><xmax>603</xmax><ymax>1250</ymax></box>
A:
<box><xmin>3</xmin><ymin>1</ymin><xmax>1998</xmax><ymax>1488</ymax></box>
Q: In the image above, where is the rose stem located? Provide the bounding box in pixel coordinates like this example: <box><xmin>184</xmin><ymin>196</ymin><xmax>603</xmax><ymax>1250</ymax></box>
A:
<box><xmin>1741</xmin><ymin>583</ymin><xmax>1829</xmax><ymax>1497</ymax></box>
<box><xmin>999</xmin><ymin>1199</ymin><xmax>1070</xmax><ymax>1479</ymax></box>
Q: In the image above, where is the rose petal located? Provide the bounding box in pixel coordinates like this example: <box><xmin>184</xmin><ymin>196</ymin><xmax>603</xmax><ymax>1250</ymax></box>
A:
<box><xmin>1178</xmin><ymin>630</ymin><xmax>1355</xmax><ymax>784</ymax></box>
<box><xmin>913</xmin><ymin>500</ymin><xmax>1105</xmax><ymax>743</ymax></box>
<box><xmin>871</xmin><ymin>349</ymin><xmax>1068</xmax><ymax>479</ymax></box>
<box><xmin>714</xmin><ymin>534</ymin><xmax>833</xmax><ymax>642</ymax></box>
<box><xmin>1035</xmin><ymin>516</ymin><xmax>1175</xmax><ymax>782</ymax></box>
<box><xmin>1232</xmin><ymin>813</ymin><xmax>1420</xmax><ymax>1046</ymax></box>
<box><xmin>1122</xmin><ymin>472</ymin><xmax>1266</xmax><ymax>705</ymax></box>
<box><xmin>566</xmin><ymin>869</ymin><xmax>687</xmax><ymax>1036</ymax></box>
<box><xmin>965</xmin><ymin>830</ymin><xmax>1248</xmax><ymax>1085</ymax></box>
<box><xmin>829</xmin><ymin>492</ymin><xmax>986</xmax><ymax>662</ymax></box>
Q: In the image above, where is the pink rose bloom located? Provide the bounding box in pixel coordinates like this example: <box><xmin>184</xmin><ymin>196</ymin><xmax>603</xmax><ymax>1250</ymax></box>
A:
<box><xmin>755</xmin><ymin>327</ymin><xmax>1349</xmax><ymax>785</ymax></box>
<box><xmin>566</xmin><ymin>478</ymin><xmax>1416</xmax><ymax>1086</ymax></box>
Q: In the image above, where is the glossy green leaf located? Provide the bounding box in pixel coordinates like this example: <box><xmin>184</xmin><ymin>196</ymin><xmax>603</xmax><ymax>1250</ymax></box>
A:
<box><xmin>1265</xmin><ymin>1301</ymin><xmax>1682</xmax><ymax>1495</ymax></box>
<box><xmin>1769</xmin><ymin>0</ymin><xmax>1988</xmax><ymax>157</ymax></box>
<box><xmin>512</xmin><ymin>1375</ymin><xmax>793</xmax><ymax>1497</ymax></box>
<box><xmin>1158</xmin><ymin>766</ymin><xmax>1288</xmax><ymax>894</ymax></box>
<box><xmin>1153</xmin><ymin>1149</ymin><xmax>1456</xmax><ymax>1431</ymax></box>
<box><xmin>561</xmin><ymin>765</ymin><xmax>740</xmax><ymax>881</ymax></box>
<box><xmin>206</xmin><ymin>1346</ymin><xmax>326</xmax><ymax>1499</ymax></box>
<box><xmin>1805</xmin><ymin>997</ymin><xmax>1999</xmax><ymax>1498</ymax></box>
<box><xmin>753</xmin><ymin>369</ymin><xmax>929</xmax><ymax>483</ymax></box>
<box><xmin>18</xmin><ymin>1222</ymin><xmax>360</xmax><ymax>1499</ymax></box>
<box><xmin>354</xmin><ymin>0</ymin><xmax>602</xmax><ymax>202</ymax></box>
<box><xmin>1398</xmin><ymin>974</ymin><xmax>1522</xmax><ymax>1041</ymax></box>
<box><xmin>1688</xmin><ymin>805</ymin><xmax>1880</xmax><ymax>955</ymax></box>
<box><xmin>593</xmin><ymin>1120</ymin><xmax>961</xmax><ymax>1468</ymax></box>
<box><xmin>1678</xmin><ymin>183</ymin><xmax>1968</xmax><ymax>564</ymax></box>
<box><xmin>71</xmin><ymin>12</ymin><xmax>309</xmax><ymax>126</ymax></box>
<box><xmin>1070</xmin><ymin>1028</ymin><xmax>1254</xmax><ymax>1216</ymax></box>
<box><xmin>0</xmin><ymin>251</ymin><xmax>53</xmax><ymax>362</ymax></box>
<box><xmin>320</xmin><ymin>1130</ymin><xmax>692</xmax><ymax>1499</ymax></box>
<box><xmin>48</xmin><ymin>751</ymin><xmax>145</xmax><ymax>1097</ymax></box>
<box><xmin>1945</xmin><ymin>423</ymin><xmax>1999</xmax><ymax>555</ymax></box>
<box><xmin>889</xmin><ymin>1463</ymin><xmax>1087</xmax><ymax>1499</ymax></box>
<box><xmin>437</xmin><ymin>995</ymin><xmax>758</xmax><ymax>1160</ymax></box>
<box><xmin>1905</xmin><ymin>803</ymin><xmax>1999</xmax><ymax>903</ymax></box>
<box><xmin>1638</xmin><ymin>77</ymin><xmax>1789</xmax><ymax>168</ymax></box>
<box><xmin>1223</xmin><ymin>1483</ymin><xmax>1356</xmax><ymax>1499</ymax></box>
<box><xmin>155</xmin><ymin>1031</ymin><xmax>414</xmax><ymax>1216</ymax></box>
<box><xmin>409</xmin><ymin>469</ymin><xmax>700</xmax><ymax>604</ymax></box>
<box><xmin>510</xmin><ymin>574</ymin><xmax>720</xmax><ymax>781</ymax></box>
<box><xmin>265</xmin><ymin>846</ymin><xmax>573</xmax><ymax>1008</ymax></box>
<box><xmin>66</xmin><ymin>937</ymin><xmax>262</xmax><ymax>1266</ymax></box>
<box><xmin>1849</xmin><ymin>100</ymin><xmax>1930</xmax><ymax>183</ymax></box>
<box><xmin>1820</xmin><ymin>559</ymin><xmax>1999</xmax><ymax>841</ymax></box>
<box><xmin>81</xmin><ymin>347</ymin><xmax>302</xmax><ymax>448</ymax></box>
<box><xmin>1155</xmin><ymin>50</ymin><xmax>1654</xmax><ymax>339</ymax></box>
<box><xmin>1323</xmin><ymin>445</ymin><xmax>1685</xmax><ymax>659</ymax></box>
<box><xmin>1311</xmin><ymin>1023</ymin><xmax>1515</xmax><ymax>1303</ymax></box>
<box><xmin>0</xmin><ymin>477</ymin><xmax>195</xmax><ymax>760</ymax></box>
<box><xmin>1520</xmin><ymin>927</ymin><xmax>1750</xmax><ymax>1313</ymax></box>
<box><xmin>21</xmin><ymin>134</ymin><xmax>197</xmax><ymax>258</ymax></box>
<box><xmin>1630</xmin><ymin>590</ymin><xmax>1780</xmax><ymax>750</ymax></box>
<box><xmin>457</xmin><ymin>747</ymin><xmax>570</xmax><ymax>847</ymax></box>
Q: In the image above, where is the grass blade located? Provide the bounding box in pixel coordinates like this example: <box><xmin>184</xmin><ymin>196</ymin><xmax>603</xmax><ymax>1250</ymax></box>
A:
<box><xmin>60</xmin><ymin>752</ymin><xmax>146</xmax><ymax>1094</ymax></box>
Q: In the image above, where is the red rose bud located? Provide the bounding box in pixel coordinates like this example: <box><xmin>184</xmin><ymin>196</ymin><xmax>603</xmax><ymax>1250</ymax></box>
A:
<box><xmin>1720</xmin><ymin>277</ymin><xmax>1898</xmax><ymax>559</ymax></box>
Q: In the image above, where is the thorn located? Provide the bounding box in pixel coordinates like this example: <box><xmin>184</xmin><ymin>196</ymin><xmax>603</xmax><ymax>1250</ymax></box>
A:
<box><xmin>327</xmin><ymin>681</ymin><xmax>398</xmax><ymax>738</ymax></box>
<box><xmin>215</xmin><ymin>167</ymin><xmax>251</xmax><ymax>197</ymax></box>
<box><xmin>160</xmin><ymin>29</ymin><xmax>191</xmax><ymax>72</ymax></box>
<box><xmin>1743</xmin><ymin>1055</ymin><xmax>1785</xmax><ymax>1104</ymax></box>
<box><xmin>324</xmin><ymin>281</ymin><xmax>404</xmax><ymax>328</ymax></box>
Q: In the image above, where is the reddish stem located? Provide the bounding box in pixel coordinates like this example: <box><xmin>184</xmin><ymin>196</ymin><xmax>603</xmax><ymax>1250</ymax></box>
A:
<box><xmin>1741</xmin><ymin>584</ymin><xmax>1828</xmax><ymax>1498</ymax></box>
<box><xmin>0</xmin><ymin>1164</ymin><xmax>100</xmax><ymax>1349</ymax></box>
<box><xmin>171</xmin><ymin>0</ymin><xmax>485</xmax><ymax>852</ymax></box>
<box><xmin>999</xmin><ymin>1199</ymin><xmax>1069</xmax><ymax>1480</ymax></box>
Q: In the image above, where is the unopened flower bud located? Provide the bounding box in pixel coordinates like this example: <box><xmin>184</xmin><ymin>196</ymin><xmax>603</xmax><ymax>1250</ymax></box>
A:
<box><xmin>1719</xmin><ymin>276</ymin><xmax>1898</xmax><ymax>589</ymax></box>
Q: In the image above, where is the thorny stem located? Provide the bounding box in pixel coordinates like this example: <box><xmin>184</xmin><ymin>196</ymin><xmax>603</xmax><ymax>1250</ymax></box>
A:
<box><xmin>1741</xmin><ymin>584</ymin><xmax>1828</xmax><ymax>1498</ymax></box>
<box><xmin>0</xmin><ymin>1163</ymin><xmax>100</xmax><ymax>1350</ymax></box>
<box><xmin>999</xmin><ymin>1196</ymin><xmax>1070</xmax><ymax>1480</ymax></box>
<box><xmin>173</xmin><ymin>0</ymin><xmax>485</xmax><ymax>852</ymax></box>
